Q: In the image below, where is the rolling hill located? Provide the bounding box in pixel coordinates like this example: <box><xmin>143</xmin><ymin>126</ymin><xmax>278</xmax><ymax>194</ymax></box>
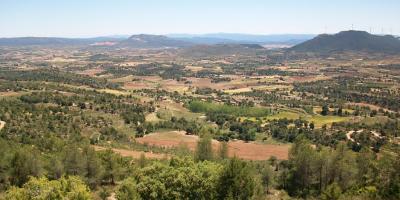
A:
<box><xmin>290</xmin><ymin>30</ymin><xmax>400</xmax><ymax>53</ymax></box>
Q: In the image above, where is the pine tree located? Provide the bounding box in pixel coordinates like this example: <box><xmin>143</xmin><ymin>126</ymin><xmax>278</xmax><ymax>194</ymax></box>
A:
<box><xmin>217</xmin><ymin>158</ymin><xmax>260</xmax><ymax>200</ymax></box>
<box><xmin>219</xmin><ymin>141</ymin><xmax>229</xmax><ymax>160</ymax></box>
<box><xmin>195</xmin><ymin>134</ymin><xmax>213</xmax><ymax>161</ymax></box>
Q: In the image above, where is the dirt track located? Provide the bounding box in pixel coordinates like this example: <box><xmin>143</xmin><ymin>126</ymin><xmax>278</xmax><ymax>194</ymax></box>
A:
<box><xmin>0</xmin><ymin>121</ymin><xmax>5</xmax><ymax>131</ymax></box>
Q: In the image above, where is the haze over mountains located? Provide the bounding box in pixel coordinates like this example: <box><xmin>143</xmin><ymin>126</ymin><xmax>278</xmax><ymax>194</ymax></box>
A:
<box><xmin>0</xmin><ymin>37</ymin><xmax>124</xmax><ymax>46</ymax></box>
<box><xmin>1</xmin><ymin>31</ymin><xmax>399</xmax><ymax>54</ymax></box>
<box><xmin>0</xmin><ymin>33</ymin><xmax>314</xmax><ymax>47</ymax></box>
<box><xmin>117</xmin><ymin>34</ymin><xmax>193</xmax><ymax>48</ymax></box>
<box><xmin>167</xmin><ymin>33</ymin><xmax>315</xmax><ymax>45</ymax></box>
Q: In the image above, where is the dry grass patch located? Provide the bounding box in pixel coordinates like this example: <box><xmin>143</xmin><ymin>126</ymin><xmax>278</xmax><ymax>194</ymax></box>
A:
<box><xmin>76</xmin><ymin>68</ymin><xmax>104</xmax><ymax>77</ymax></box>
<box><xmin>346</xmin><ymin>102</ymin><xmax>393</xmax><ymax>112</ymax></box>
<box><xmin>253</xmin><ymin>84</ymin><xmax>292</xmax><ymax>91</ymax></box>
<box><xmin>0</xmin><ymin>91</ymin><xmax>26</xmax><ymax>97</ymax></box>
<box><xmin>224</xmin><ymin>87</ymin><xmax>252</xmax><ymax>94</ymax></box>
<box><xmin>287</xmin><ymin>75</ymin><xmax>331</xmax><ymax>83</ymax></box>
<box><xmin>108</xmin><ymin>75</ymin><xmax>134</xmax><ymax>83</ymax></box>
<box><xmin>185</xmin><ymin>66</ymin><xmax>204</xmax><ymax>72</ymax></box>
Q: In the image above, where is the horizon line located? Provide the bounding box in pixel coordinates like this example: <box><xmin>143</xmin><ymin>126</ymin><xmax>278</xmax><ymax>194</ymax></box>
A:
<box><xmin>0</xmin><ymin>30</ymin><xmax>398</xmax><ymax>39</ymax></box>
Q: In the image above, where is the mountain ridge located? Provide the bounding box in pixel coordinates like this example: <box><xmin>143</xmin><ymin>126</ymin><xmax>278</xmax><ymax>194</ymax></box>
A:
<box><xmin>290</xmin><ymin>30</ymin><xmax>400</xmax><ymax>53</ymax></box>
<box><xmin>0</xmin><ymin>33</ymin><xmax>316</xmax><ymax>47</ymax></box>
<box><xmin>168</xmin><ymin>33</ymin><xmax>315</xmax><ymax>45</ymax></box>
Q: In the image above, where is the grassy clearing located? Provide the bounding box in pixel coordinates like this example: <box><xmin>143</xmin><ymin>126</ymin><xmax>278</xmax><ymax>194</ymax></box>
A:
<box><xmin>360</xmin><ymin>116</ymin><xmax>391</xmax><ymax>125</ymax></box>
<box><xmin>156</xmin><ymin>107</ymin><xmax>203</xmax><ymax>121</ymax></box>
<box><xmin>240</xmin><ymin>107</ymin><xmax>352</xmax><ymax>128</ymax></box>
<box><xmin>263</xmin><ymin>111</ymin><xmax>301</xmax><ymax>120</ymax></box>
<box><xmin>145</xmin><ymin>112</ymin><xmax>161</xmax><ymax>122</ymax></box>
<box><xmin>157</xmin><ymin>101</ymin><xmax>203</xmax><ymax>121</ymax></box>
<box><xmin>304</xmin><ymin>115</ymin><xmax>351</xmax><ymax>128</ymax></box>
<box><xmin>188</xmin><ymin>100</ymin><xmax>272</xmax><ymax>117</ymax></box>
<box><xmin>82</xmin><ymin>110</ymin><xmax>135</xmax><ymax>137</ymax></box>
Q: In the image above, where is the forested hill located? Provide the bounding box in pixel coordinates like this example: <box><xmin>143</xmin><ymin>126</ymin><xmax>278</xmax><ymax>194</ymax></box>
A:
<box><xmin>290</xmin><ymin>30</ymin><xmax>400</xmax><ymax>53</ymax></box>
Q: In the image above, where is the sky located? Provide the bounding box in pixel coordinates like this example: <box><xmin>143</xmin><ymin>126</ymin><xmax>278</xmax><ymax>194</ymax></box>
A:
<box><xmin>0</xmin><ymin>0</ymin><xmax>399</xmax><ymax>38</ymax></box>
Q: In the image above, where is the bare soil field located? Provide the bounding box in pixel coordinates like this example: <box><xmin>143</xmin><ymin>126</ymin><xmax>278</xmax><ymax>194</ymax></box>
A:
<box><xmin>186</xmin><ymin>77</ymin><xmax>218</xmax><ymax>88</ymax></box>
<box><xmin>135</xmin><ymin>131</ymin><xmax>289</xmax><ymax>160</ymax></box>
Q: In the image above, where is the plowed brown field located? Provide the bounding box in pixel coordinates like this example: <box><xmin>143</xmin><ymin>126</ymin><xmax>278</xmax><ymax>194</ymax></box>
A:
<box><xmin>136</xmin><ymin>131</ymin><xmax>289</xmax><ymax>160</ymax></box>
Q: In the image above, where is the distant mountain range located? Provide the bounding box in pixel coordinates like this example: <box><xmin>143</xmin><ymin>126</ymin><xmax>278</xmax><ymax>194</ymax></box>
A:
<box><xmin>0</xmin><ymin>33</ymin><xmax>315</xmax><ymax>47</ymax></box>
<box><xmin>168</xmin><ymin>33</ymin><xmax>315</xmax><ymax>45</ymax></box>
<box><xmin>2</xmin><ymin>32</ymin><xmax>399</xmax><ymax>54</ymax></box>
<box><xmin>0</xmin><ymin>37</ymin><xmax>123</xmax><ymax>46</ymax></box>
<box><xmin>291</xmin><ymin>31</ymin><xmax>400</xmax><ymax>53</ymax></box>
<box><xmin>117</xmin><ymin>34</ymin><xmax>193</xmax><ymax>48</ymax></box>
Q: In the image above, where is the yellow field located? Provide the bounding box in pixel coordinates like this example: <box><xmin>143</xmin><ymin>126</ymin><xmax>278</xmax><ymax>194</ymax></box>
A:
<box><xmin>253</xmin><ymin>84</ymin><xmax>293</xmax><ymax>91</ymax></box>
<box><xmin>242</xmin><ymin>108</ymin><xmax>352</xmax><ymax>128</ymax></box>
<box><xmin>224</xmin><ymin>87</ymin><xmax>252</xmax><ymax>94</ymax></box>
<box><xmin>304</xmin><ymin>115</ymin><xmax>352</xmax><ymax>128</ymax></box>
<box><xmin>97</xmin><ymin>89</ymin><xmax>131</xmax><ymax>96</ymax></box>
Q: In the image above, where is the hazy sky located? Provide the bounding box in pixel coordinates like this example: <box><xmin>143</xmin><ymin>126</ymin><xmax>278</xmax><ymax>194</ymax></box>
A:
<box><xmin>1</xmin><ymin>0</ymin><xmax>399</xmax><ymax>37</ymax></box>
